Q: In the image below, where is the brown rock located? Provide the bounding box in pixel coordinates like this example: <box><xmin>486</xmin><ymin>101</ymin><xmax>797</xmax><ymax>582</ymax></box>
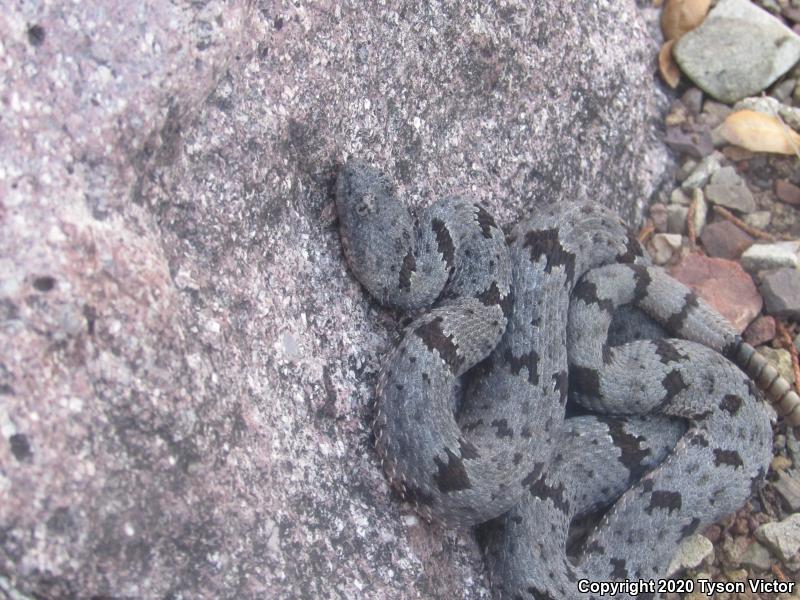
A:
<box><xmin>743</xmin><ymin>315</ymin><xmax>776</xmax><ymax>347</ymax></box>
<box><xmin>699</xmin><ymin>220</ymin><xmax>754</xmax><ymax>259</ymax></box>
<box><xmin>776</xmin><ymin>179</ymin><xmax>800</xmax><ymax>206</ymax></box>
<box><xmin>664</xmin><ymin>124</ymin><xmax>715</xmax><ymax>159</ymax></box>
<box><xmin>668</xmin><ymin>254</ymin><xmax>762</xmax><ymax>333</ymax></box>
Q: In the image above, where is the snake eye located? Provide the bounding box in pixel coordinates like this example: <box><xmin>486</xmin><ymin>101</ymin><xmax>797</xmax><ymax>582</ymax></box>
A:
<box><xmin>356</xmin><ymin>192</ymin><xmax>375</xmax><ymax>216</ymax></box>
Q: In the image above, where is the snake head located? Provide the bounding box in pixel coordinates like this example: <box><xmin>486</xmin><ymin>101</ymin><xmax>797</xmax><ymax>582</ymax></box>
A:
<box><xmin>335</xmin><ymin>159</ymin><xmax>418</xmax><ymax>307</ymax></box>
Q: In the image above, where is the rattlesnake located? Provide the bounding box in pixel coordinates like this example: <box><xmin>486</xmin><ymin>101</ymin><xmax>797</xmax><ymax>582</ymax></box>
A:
<box><xmin>335</xmin><ymin>158</ymin><xmax>796</xmax><ymax>599</ymax></box>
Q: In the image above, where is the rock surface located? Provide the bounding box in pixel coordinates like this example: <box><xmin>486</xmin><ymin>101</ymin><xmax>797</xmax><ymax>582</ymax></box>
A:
<box><xmin>673</xmin><ymin>0</ymin><xmax>800</xmax><ymax>103</ymax></box>
<box><xmin>0</xmin><ymin>1</ymin><xmax>670</xmax><ymax>598</ymax></box>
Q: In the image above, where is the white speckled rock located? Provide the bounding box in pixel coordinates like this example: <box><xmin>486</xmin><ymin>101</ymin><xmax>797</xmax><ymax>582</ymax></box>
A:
<box><xmin>673</xmin><ymin>0</ymin><xmax>800</xmax><ymax>103</ymax></box>
<box><xmin>740</xmin><ymin>242</ymin><xmax>800</xmax><ymax>272</ymax></box>
<box><xmin>755</xmin><ymin>514</ymin><xmax>800</xmax><ymax>562</ymax></box>
<box><xmin>0</xmin><ymin>0</ymin><xmax>672</xmax><ymax>598</ymax></box>
<box><xmin>667</xmin><ymin>534</ymin><xmax>714</xmax><ymax>576</ymax></box>
<box><xmin>651</xmin><ymin>233</ymin><xmax>684</xmax><ymax>265</ymax></box>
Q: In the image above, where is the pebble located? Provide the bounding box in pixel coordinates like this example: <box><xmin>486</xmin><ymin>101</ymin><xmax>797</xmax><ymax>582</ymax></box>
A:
<box><xmin>772</xmin><ymin>456</ymin><xmax>793</xmax><ymax>472</ymax></box>
<box><xmin>772</xmin><ymin>78</ymin><xmax>797</xmax><ymax>103</ymax></box>
<box><xmin>691</xmin><ymin>188</ymin><xmax>708</xmax><ymax>235</ymax></box>
<box><xmin>667</xmin><ymin>204</ymin><xmax>689</xmax><ymax>234</ymax></box>
<box><xmin>681</xmin><ymin>87</ymin><xmax>704</xmax><ymax>115</ymax></box>
<box><xmin>667</xmin><ymin>534</ymin><xmax>714</xmax><ymax>576</ymax></box>
<box><xmin>704</xmin><ymin>166</ymin><xmax>756</xmax><ymax>213</ymax></box>
<box><xmin>700</xmin><ymin>100</ymin><xmax>733</xmax><ymax>128</ymax></box>
<box><xmin>673</xmin><ymin>0</ymin><xmax>800</xmax><ymax>103</ymax></box>
<box><xmin>665</xmin><ymin>125</ymin><xmax>715</xmax><ymax>159</ymax></box>
<box><xmin>743</xmin><ymin>315</ymin><xmax>776</xmax><ymax>346</ymax></box>
<box><xmin>776</xmin><ymin>180</ymin><xmax>800</xmax><ymax>206</ymax></box>
<box><xmin>650</xmin><ymin>202</ymin><xmax>668</xmax><ymax>232</ymax></box>
<box><xmin>755</xmin><ymin>514</ymin><xmax>800</xmax><ymax>562</ymax></box>
<box><xmin>650</xmin><ymin>233</ymin><xmax>684</xmax><ymax>265</ymax></box>
<box><xmin>739</xmin><ymin>541</ymin><xmax>773</xmax><ymax>571</ymax></box>
<box><xmin>773</xmin><ymin>470</ymin><xmax>800</xmax><ymax>512</ymax></box>
<box><xmin>722</xmin><ymin>145</ymin><xmax>754</xmax><ymax>162</ymax></box>
<box><xmin>671</xmin><ymin>188</ymin><xmax>692</xmax><ymax>206</ymax></box>
<box><xmin>721</xmin><ymin>534</ymin><xmax>751</xmax><ymax>566</ymax></box>
<box><xmin>758</xmin><ymin>268</ymin><xmax>800</xmax><ymax>320</ymax></box>
<box><xmin>668</xmin><ymin>254</ymin><xmax>762</xmax><ymax>332</ymax></box>
<box><xmin>743</xmin><ymin>210</ymin><xmax>772</xmax><ymax>230</ymax></box>
<box><xmin>681</xmin><ymin>152</ymin><xmax>722</xmax><ymax>190</ymax></box>
<box><xmin>699</xmin><ymin>220</ymin><xmax>754</xmax><ymax>259</ymax></box>
<box><xmin>740</xmin><ymin>242</ymin><xmax>800</xmax><ymax>272</ymax></box>
<box><xmin>677</xmin><ymin>158</ymin><xmax>699</xmax><ymax>182</ymax></box>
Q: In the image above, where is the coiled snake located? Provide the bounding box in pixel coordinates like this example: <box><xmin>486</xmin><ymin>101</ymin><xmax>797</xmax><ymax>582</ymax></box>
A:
<box><xmin>335</xmin><ymin>158</ymin><xmax>797</xmax><ymax>599</ymax></box>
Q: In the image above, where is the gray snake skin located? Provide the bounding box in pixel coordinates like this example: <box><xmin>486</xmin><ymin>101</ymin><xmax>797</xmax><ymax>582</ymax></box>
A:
<box><xmin>335</xmin><ymin>159</ymin><xmax>787</xmax><ymax>599</ymax></box>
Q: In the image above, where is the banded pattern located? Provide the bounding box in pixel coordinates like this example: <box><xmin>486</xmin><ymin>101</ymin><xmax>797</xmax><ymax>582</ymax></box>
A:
<box><xmin>335</xmin><ymin>159</ymin><xmax>782</xmax><ymax>599</ymax></box>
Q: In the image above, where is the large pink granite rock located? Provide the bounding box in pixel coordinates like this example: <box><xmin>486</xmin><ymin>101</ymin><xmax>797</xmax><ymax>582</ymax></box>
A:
<box><xmin>1</xmin><ymin>1</ymin><xmax>670</xmax><ymax>597</ymax></box>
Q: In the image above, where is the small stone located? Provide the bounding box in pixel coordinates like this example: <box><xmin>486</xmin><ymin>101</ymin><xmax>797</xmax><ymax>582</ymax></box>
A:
<box><xmin>650</xmin><ymin>233</ymin><xmax>684</xmax><ymax>265</ymax></box>
<box><xmin>757</xmin><ymin>346</ymin><xmax>795</xmax><ymax>383</ymax></box>
<box><xmin>721</xmin><ymin>145</ymin><xmax>754</xmax><ymax>162</ymax></box>
<box><xmin>666</xmin><ymin>103</ymin><xmax>690</xmax><ymax>126</ymax></box>
<box><xmin>724</xmin><ymin>568</ymin><xmax>749</xmax><ymax>582</ymax></box>
<box><xmin>665</xmin><ymin>124</ymin><xmax>715</xmax><ymax>159</ymax></box>
<box><xmin>673</xmin><ymin>0</ymin><xmax>800</xmax><ymax>103</ymax></box>
<box><xmin>700</xmin><ymin>220</ymin><xmax>754</xmax><ymax>259</ymax></box>
<box><xmin>733</xmin><ymin>517</ymin><xmax>750</xmax><ymax>536</ymax></box>
<box><xmin>772</xmin><ymin>455</ymin><xmax>793</xmax><ymax>472</ymax></box>
<box><xmin>776</xmin><ymin>180</ymin><xmax>800</xmax><ymax>206</ymax></box>
<box><xmin>755</xmin><ymin>513</ymin><xmax>800</xmax><ymax>562</ymax></box>
<box><xmin>704</xmin><ymin>166</ymin><xmax>756</xmax><ymax>213</ymax></box>
<box><xmin>740</xmin><ymin>242</ymin><xmax>800</xmax><ymax>272</ymax></box>
<box><xmin>743</xmin><ymin>315</ymin><xmax>776</xmax><ymax>346</ymax></box>
<box><xmin>772</xmin><ymin>78</ymin><xmax>797</xmax><ymax>103</ymax></box>
<box><xmin>667</xmin><ymin>204</ymin><xmax>689</xmax><ymax>234</ymax></box>
<box><xmin>650</xmin><ymin>202</ymin><xmax>669</xmax><ymax>232</ymax></box>
<box><xmin>681</xmin><ymin>152</ymin><xmax>722</xmax><ymax>190</ymax></box>
<box><xmin>681</xmin><ymin>87</ymin><xmax>704</xmax><ymax>115</ymax></box>
<box><xmin>668</xmin><ymin>254</ymin><xmax>763</xmax><ymax>332</ymax></box>
<box><xmin>743</xmin><ymin>210</ymin><xmax>772</xmax><ymax>230</ymax></box>
<box><xmin>760</xmin><ymin>0</ymin><xmax>782</xmax><ymax>14</ymax></box>
<box><xmin>690</xmin><ymin>188</ymin><xmax>708</xmax><ymax>235</ymax></box>
<box><xmin>785</xmin><ymin>5</ymin><xmax>800</xmax><ymax>24</ymax></box>
<box><xmin>774</xmin><ymin>470</ymin><xmax>800</xmax><ymax>511</ymax></box>
<box><xmin>704</xmin><ymin>524</ymin><xmax>723</xmax><ymax>544</ymax></box>
<box><xmin>667</xmin><ymin>534</ymin><xmax>714</xmax><ymax>576</ymax></box>
<box><xmin>677</xmin><ymin>158</ymin><xmax>699</xmax><ymax>182</ymax></box>
<box><xmin>721</xmin><ymin>534</ymin><xmax>751</xmax><ymax>566</ymax></box>
<box><xmin>759</xmin><ymin>267</ymin><xmax>800</xmax><ymax>319</ymax></box>
<box><xmin>671</xmin><ymin>188</ymin><xmax>691</xmax><ymax>206</ymax></box>
<box><xmin>700</xmin><ymin>100</ymin><xmax>733</xmax><ymax>128</ymax></box>
<box><xmin>739</xmin><ymin>541</ymin><xmax>773</xmax><ymax>571</ymax></box>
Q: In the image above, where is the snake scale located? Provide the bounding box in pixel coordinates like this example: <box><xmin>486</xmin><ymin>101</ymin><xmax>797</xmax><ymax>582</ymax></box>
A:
<box><xmin>335</xmin><ymin>158</ymin><xmax>796</xmax><ymax>599</ymax></box>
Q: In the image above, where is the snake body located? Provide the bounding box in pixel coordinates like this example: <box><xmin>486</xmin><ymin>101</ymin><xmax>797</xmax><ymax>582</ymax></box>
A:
<box><xmin>335</xmin><ymin>159</ymin><xmax>780</xmax><ymax>599</ymax></box>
